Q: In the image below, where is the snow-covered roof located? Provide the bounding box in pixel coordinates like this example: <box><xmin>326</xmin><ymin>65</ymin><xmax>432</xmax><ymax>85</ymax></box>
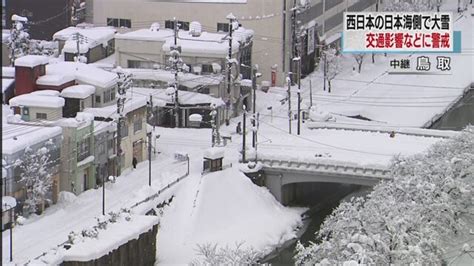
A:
<box><xmin>36</xmin><ymin>74</ymin><xmax>75</xmax><ymax>86</ymax></box>
<box><xmin>126</xmin><ymin>68</ymin><xmax>223</xmax><ymax>88</ymax></box>
<box><xmin>83</xmin><ymin>97</ymin><xmax>147</xmax><ymax>119</ymax></box>
<box><xmin>46</xmin><ymin>62</ymin><xmax>117</xmax><ymax>88</ymax></box>
<box><xmin>9</xmin><ymin>94</ymin><xmax>65</xmax><ymax>108</ymax></box>
<box><xmin>30</xmin><ymin>90</ymin><xmax>61</xmax><ymax>97</ymax></box>
<box><xmin>60</xmin><ymin>85</ymin><xmax>96</xmax><ymax>99</ymax></box>
<box><xmin>54</xmin><ymin>112</ymin><xmax>94</xmax><ymax>128</ymax></box>
<box><xmin>115</xmin><ymin>28</ymin><xmax>174</xmax><ymax>42</ymax></box>
<box><xmin>203</xmin><ymin>147</ymin><xmax>225</xmax><ymax>159</ymax></box>
<box><xmin>14</xmin><ymin>55</ymin><xmax>49</xmax><ymax>68</ymax></box>
<box><xmin>189</xmin><ymin>113</ymin><xmax>203</xmax><ymax>122</ymax></box>
<box><xmin>2</xmin><ymin>123</ymin><xmax>62</xmax><ymax>154</ymax></box>
<box><xmin>2</xmin><ymin>67</ymin><xmax>15</xmax><ymax>78</ymax></box>
<box><xmin>131</xmin><ymin>87</ymin><xmax>225</xmax><ymax>107</ymax></box>
<box><xmin>118</xmin><ymin>26</ymin><xmax>253</xmax><ymax>56</ymax></box>
<box><xmin>54</xmin><ymin>26</ymin><xmax>116</xmax><ymax>54</ymax></box>
<box><xmin>2</xmin><ymin>78</ymin><xmax>14</xmax><ymax>93</ymax></box>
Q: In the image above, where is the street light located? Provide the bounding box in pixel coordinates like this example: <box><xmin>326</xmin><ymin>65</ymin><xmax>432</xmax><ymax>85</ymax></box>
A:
<box><xmin>3</xmin><ymin>196</ymin><xmax>17</xmax><ymax>262</ymax></box>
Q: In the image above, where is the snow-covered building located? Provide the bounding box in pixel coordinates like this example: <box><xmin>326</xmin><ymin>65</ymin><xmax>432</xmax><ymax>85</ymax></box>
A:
<box><xmin>2</xmin><ymin>122</ymin><xmax>63</xmax><ymax>215</ymax></box>
<box><xmin>60</xmin><ymin>85</ymin><xmax>96</xmax><ymax>117</ymax></box>
<box><xmin>9</xmin><ymin>94</ymin><xmax>66</xmax><ymax>122</ymax></box>
<box><xmin>115</xmin><ymin>24</ymin><xmax>253</xmax><ymax>78</ymax></box>
<box><xmin>12</xmin><ymin>55</ymin><xmax>118</xmax><ymax>108</ymax></box>
<box><xmin>54</xmin><ymin>113</ymin><xmax>96</xmax><ymax>195</ymax></box>
<box><xmin>130</xmin><ymin>87</ymin><xmax>226</xmax><ymax>128</ymax></box>
<box><xmin>93</xmin><ymin>120</ymin><xmax>117</xmax><ymax>183</ymax></box>
<box><xmin>127</xmin><ymin>68</ymin><xmax>224</xmax><ymax>99</ymax></box>
<box><xmin>87</xmin><ymin>0</ymin><xmax>376</xmax><ymax>86</ymax></box>
<box><xmin>84</xmin><ymin>97</ymin><xmax>148</xmax><ymax>173</ymax></box>
<box><xmin>53</xmin><ymin>26</ymin><xmax>116</xmax><ymax>63</ymax></box>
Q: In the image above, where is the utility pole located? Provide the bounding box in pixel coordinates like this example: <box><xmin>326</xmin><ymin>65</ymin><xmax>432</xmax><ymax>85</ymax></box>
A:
<box><xmin>242</xmin><ymin>107</ymin><xmax>247</xmax><ymax>163</ymax></box>
<box><xmin>211</xmin><ymin>105</ymin><xmax>218</xmax><ymax>147</ymax></box>
<box><xmin>295</xmin><ymin>57</ymin><xmax>301</xmax><ymax>135</ymax></box>
<box><xmin>251</xmin><ymin>65</ymin><xmax>258</xmax><ymax>149</ymax></box>
<box><xmin>115</xmin><ymin>69</ymin><xmax>130</xmax><ymax>177</ymax></box>
<box><xmin>287</xmin><ymin>74</ymin><xmax>292</xmax><ymax>134</ymax></box>
<box><xmin>226</xmin><ymin>13</ymin><xmax>236</xmax><ymax>123</ymax></box>
<box><xmin>172</xmin><ymin>17</ymin><xmax>181</xmax><ymax>128</ymax></box>
<box><xmin>309</xmin><ymin>79</ymin><xmax>313</xmax><ymax>108</ymax></box>
<box><xmin>323</xmin><ymin>51</ymin><xmax>327</xmax><ymax>92</ymax></box>
<box><xmin>148</xmin><ymin>94</ymin><xmax>153</xmax><ymax>187</ymax></box>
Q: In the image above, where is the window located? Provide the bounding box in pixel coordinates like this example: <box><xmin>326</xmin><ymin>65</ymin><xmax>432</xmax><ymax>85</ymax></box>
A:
<box><xmin>110</xmin><ymin>88</ymin><xmax>116</xmax><ymax>101</ymax></box>
<box><xmin>201</xmin><ymin>64</ymin><xmax>213</xmax><ymax>74</ymax></box>
<box><xmin>36</xmin><ymin>113</ymin><xmax>47</xmax><ymax>119</ymax></box>
<box><xmin>77</xmin><ymin>139</ymin><xmax>91</xmax><ymax>162</ymax></box>
<box><xmin>80</xmin><ymin>100</ymin><xmax>85</xmax><ymax>110</ymax></box>
<box><xmin>107</xmin><ymin>18</ymin><xmax>119</xmax><ymax>27</ymax></box>
<box><xmin>95</xmin><ymin>95</ymin><xmax>101</xmax><ymax>104</ymax></box>
<box><xmin>133</xmin><ymin>117</ymin><xmax>142</xmax><ymax>133</ymax></box>
<box><xmin>107</xmin><ymin>18</ymin><xmax>131</xmax><ymax>28</ymax></box>
<box><xmin>198</xmin><ymin>87</ymin><xmax>210</xmax><ymax>94</ymax></box>
<box><xmin>127</xmin><ymin>60</ymin><xmax>155</xmax><ymax>69</ymax></box>
<box><xmin>22</xmin><ymin>107</ymin><xmax>29</xmax><ymax>115</ymax></box>
<box><xmin>217</xmin><ymin>23</ymin><xmax>229</xmax><ymax>33</ymax></box>
<box><xmin>120</xmin><ymin>122</ymin><xmax>129</xmax><ymax>138</ymax></box>
<box><xmin>165</xmin><ymin>20</ymin><xmax>189</xmax><ymax>30</ymax></box>
<box><xmin>103</xmin><ymin>91</ymin><xmax>111</xmax><ymax>103</ymax></box>
<box><xmin>120</xmin><ymin>19</ymin><xmax>131</xmax><ymax>28</ymax></box>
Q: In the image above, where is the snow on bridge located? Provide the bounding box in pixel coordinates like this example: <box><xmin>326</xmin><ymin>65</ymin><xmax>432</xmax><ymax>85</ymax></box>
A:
<box><xmin>256</xmin><ymin>128</ymin><xmax>453</xmax><ymax>204</ymax></box>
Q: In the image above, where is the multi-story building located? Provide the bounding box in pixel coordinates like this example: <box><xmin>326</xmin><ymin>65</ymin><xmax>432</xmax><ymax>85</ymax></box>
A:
<box><xmin>55</xmin><ymin>113</ymin><xmax>96</xmax><ymax>195</ymax></box>
<box><xmin>84</xmin><ymin>97</ymin><xmax>148</xmax><ymax>174</ymax></box>
<box><xmin>86</xmin><ymin>0</ymin><xmax>377</xmax><ymax>86</ymax></box>
<box><xmin>2</xmin><ymin>122</ymin><xmax>62</xmax><ymax>216</ymax></box>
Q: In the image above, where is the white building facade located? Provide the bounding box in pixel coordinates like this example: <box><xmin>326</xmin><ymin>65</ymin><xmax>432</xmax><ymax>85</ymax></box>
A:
<box><xmin>86</xmin><ymin>0</ymin><xmax>377</xmax><ymax>86</ymax></box>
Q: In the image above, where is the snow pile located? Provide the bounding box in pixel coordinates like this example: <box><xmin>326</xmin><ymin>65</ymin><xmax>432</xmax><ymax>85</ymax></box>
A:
<box><xmin>31</xmin><ymin>210</ymin><xmax>158</xmax><ymax>265</ymax></box>
<box><xmin>157</xmin><ymin>167</ymin><xmax>304</xmax><ymax>264</ymax></box>
<box><xmin>203</xmin><ymin>147</ymin><xmax>224</xmax><ymax>159</ymax></box>
<box><xmin>57</xmin><ymin>191</ymin><xmax>77</xmax><ymax>206</ymax></box>
<box><xmin>309</xmin><ymin>105</ymin><xmax>335</xmax><ymax>122</ymax></box>
<box><xmin>295</xmin><ymin>127</ymin><xmax>474</xmax><ymax>265</ymax></box>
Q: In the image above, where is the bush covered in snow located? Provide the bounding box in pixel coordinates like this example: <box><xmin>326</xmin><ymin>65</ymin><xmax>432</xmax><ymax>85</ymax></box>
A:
<box><xmin>191</xmin><ymin>242</ymin><xmax>262</xmax><ymax>265</ymax></box>
<box><xmin>295</xmin><ymin>127</ymin><xmax>474</xmax><ymax>265</ymax></box>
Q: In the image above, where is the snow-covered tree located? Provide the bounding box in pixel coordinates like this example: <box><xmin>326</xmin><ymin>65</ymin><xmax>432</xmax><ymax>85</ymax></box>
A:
<box><xmin>353</xmin><ymin>54</ymin><xmax>365</xmax><ymax>73</ymax></box>
<box><xmin>191</xmin><ymin>242</ymin><xmax>262</xmax><ymax>265</ymax></box>
<box><xmin>295</xmin><ymin>127</ymin><xmax>474</xmax><ymax>265</ymax></box>
<box><xmin>321</xmin><ymin>48</ymin><xmax>341</xmax><ymax>93</ymax></box>
<box><xmin>8</xmin><ymin>14</ymin><xmax>30</xmax><ymax>66</ymax></box>
<box><xmin>28</xmin><ymin>40</ymin><xmax>58</xmax><ymax>57</ymax></box>
<box><xmin>14</xmin><ymin>140</ymin><xmax>56</xmax><ymax>215</ymax></box>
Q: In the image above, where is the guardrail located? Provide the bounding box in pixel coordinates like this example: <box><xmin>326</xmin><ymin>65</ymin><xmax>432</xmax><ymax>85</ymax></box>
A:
<box><xmin>259</xmin><ymin>158</ymin><xmax>391</xmax><ymax>180</ymax></box>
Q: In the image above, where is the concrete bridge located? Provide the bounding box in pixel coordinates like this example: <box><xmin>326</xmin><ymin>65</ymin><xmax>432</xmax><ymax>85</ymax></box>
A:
<box><xmin>259</xmin><ymin>158</ymin><xmax>391</xmax><ymax>205</ymax></box>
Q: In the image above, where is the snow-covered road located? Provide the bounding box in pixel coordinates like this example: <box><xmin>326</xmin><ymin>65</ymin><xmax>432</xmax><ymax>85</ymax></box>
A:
<box><xmin>2</xmin><ymin>154</ymin><xmax>187</xmax><ymax>264</ymax></box>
